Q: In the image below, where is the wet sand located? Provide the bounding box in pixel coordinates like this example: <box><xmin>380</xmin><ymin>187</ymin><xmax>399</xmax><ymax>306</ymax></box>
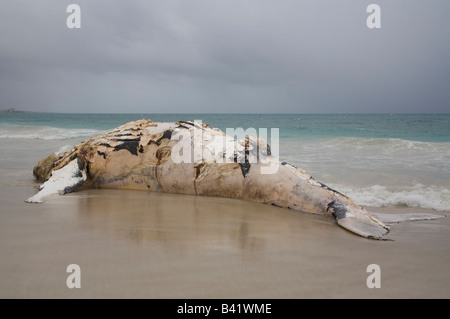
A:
<box><xmin>1</xmin><ymin>177</ymin><xmax>449</xmax><ymax>298</ymax></box>
<box><xmin>1</xmin><ymin>138</ymin><xmax>449</xmax><ymax>298</ymax></box>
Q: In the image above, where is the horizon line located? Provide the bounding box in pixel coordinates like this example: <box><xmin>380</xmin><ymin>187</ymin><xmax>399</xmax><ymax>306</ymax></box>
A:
<box><xmin>2</xmin><ymin>110</ymin><xmax>450</xmax><ymax>115</ymax></box>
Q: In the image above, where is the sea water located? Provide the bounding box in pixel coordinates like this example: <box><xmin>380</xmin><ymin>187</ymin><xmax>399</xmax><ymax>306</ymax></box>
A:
<box><xmin>1</xmin><ymin>113</ymin><xmax>449</xmax><ymax>211</ymax></box>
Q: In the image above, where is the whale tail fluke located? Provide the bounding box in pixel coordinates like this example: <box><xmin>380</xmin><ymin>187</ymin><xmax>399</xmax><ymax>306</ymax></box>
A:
<box><xmin>327</xmin><ymin>201</ymin><xmax>390</xmax><ymax>240</ymax></box>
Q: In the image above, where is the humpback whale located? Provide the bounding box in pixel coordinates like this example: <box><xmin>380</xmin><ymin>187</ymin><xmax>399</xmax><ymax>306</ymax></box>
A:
<box><xmin>27</xmin><ymin>119</ymin><xmax>393</xmax><ymax>239</ymax></box>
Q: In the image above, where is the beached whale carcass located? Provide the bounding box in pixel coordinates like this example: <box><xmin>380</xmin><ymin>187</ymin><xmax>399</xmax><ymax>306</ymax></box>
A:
<box><xmin>26</xmin><ymin>119</ymin><xmax>390</xmax><ymax>239</ymax></box>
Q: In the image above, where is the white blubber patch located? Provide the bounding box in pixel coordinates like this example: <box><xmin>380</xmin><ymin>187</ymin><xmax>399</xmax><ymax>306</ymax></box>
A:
<box><xmin>26</xmin><ymin>159</ymin><xmax>87</xmax><ymax>203</ymax></box>
<box><xmin>145</xmin><ymin>122</ymin><xmax>178</xmax><ymax>136</ymax></box>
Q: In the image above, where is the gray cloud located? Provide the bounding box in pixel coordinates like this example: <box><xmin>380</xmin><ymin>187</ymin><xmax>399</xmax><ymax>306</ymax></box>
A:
<box><xmin>0</xmin><ymin>0</ymin><xmax>449</xmax><ymax>113</ymax></box>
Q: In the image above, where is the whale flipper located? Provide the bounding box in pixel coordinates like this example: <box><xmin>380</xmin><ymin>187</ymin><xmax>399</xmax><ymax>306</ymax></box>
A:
<box><xmin>335</xmin><ymin>211</ymin><xmax>445</xmax><ymax>239</ymax></box>
<box><xmin>26</xmin><ymin>157</ymin><xmax>87</xmax><ymax>203</ymax></box>
<box><xmin>327</xmin><ymin>201</ymin><xmax>390</xmax><ymax>239</ymax></box>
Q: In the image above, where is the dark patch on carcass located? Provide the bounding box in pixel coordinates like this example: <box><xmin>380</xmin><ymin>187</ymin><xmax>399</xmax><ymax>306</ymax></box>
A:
<box><xmin>319</xmin><ymin>181</ymin><xmax>349</xmax><ymax>199</ymax></box>
<box><xmin>327</xmin><ymin>200</ymin><xmax>348</xmax><ymax>221</ymax></box>
<box><xmin>76</xmin><ymin>156</ymin><xmax>86</xmax><ymax>171</ymax></box>
<box><xmin>239</xmin><ymin>162</ymin><xmax>251</xmax><ymax>178</ymax></box>
<box><xmin>110</xmin><ymin>138</ymin><xmax>141</xmax><ymax>142</ymax></box>
<box><xmin>266</xmin><ymin>143</ymin><xmax>272</xmax><ymax>156</ymax></box>
<box><xmin>178</xmin><ymin>121</ymin><xmax>195</xmax><ymax>127</ymax></box>
<box><xmin>147</xmin><ymin>129</ymin><xmax>173</xmax><ymax>146</ymax></box>
<box><xmin>114</xmin><ymin>133</ymin><xmax>133</xmax><ymax>137</ymax></box>
<box><xmin>124</xmin><ymin>128</ymin><xmax>141</xmax><ymax>132</ymax></box>
<box><xmin>156</xmin><ymin>130</ymin><xmax>173</xmax><ymax>145</ymax></box>
<box><xmin>233</xmin><ymin>152</ymin><xmax>251</xmax><ymax>178</ymax></box>
<box><xmin>62</xmin><ymin>178</ymin><xmax>85</xmax><ymax>195</ymax></box>
<box><xmin>195</xmin><ymin>164</ymin><xmax>202</xmax><ymax>179</ymax></box>
<box><xmin>61</xmin><ymin>157</ymin><xmax>86</xmax><ymax>195</ymax></box>
<box><xmin>112</xmin><ymin>139</ymin><xmax>140</xmax><ymax>156</ymax></box>
<box><xmin>97</xmin><ymin>151</ymin><xmax>107</xmax><ymax>159</ymax></box>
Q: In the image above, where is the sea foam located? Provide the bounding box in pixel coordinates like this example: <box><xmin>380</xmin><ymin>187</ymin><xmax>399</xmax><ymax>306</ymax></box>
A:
<box><xmin>330</xmin><ymin>184</ymin><xmax>450</xmax><ymax>212</ymax></box>
<box><xmin>0</xmin><ymin>124</ymin><xmax>104</xmax><ymax>140</ymax></box>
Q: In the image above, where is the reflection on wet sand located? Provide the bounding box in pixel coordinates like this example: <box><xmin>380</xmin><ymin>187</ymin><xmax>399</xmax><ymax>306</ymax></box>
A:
<box><xmin>73</xmin><ymin>189</ymin><xmax>334</xmax><ymax>253</ymax></box>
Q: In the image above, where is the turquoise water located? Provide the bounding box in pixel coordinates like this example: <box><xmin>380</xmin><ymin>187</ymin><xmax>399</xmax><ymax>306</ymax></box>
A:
<box><xmin>1</xmin><ymin>113</ymin><xmax>449</xmax><ymax>211</ymax></box>
<box><xmin>1</xmin><ymin>113</ymin><xmax>450</xmax><ymax>142</ymax></box>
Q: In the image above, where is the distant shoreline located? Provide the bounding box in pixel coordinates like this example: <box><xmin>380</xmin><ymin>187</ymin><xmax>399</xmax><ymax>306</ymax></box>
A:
<box><xmin>1</xmin><ymin>110</ymin><xmax>449</xmax><ymax>115</ymax></box>
<box><xmin>0</xmin><ymin>108</ymin><xmax>25</xmax><ymax>113</ymax></box>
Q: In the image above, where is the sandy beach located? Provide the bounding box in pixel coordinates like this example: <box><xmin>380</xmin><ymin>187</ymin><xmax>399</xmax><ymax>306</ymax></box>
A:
<box><xmin>1</xmin><ymin>142</ymin><xmax>449</xmax><ymax>298</ymax></box>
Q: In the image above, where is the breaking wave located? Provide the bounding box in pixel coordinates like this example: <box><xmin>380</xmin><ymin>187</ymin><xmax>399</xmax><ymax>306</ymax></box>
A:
<box><xmin>331</xmin><ymin>184</ymin><xmax>450</xmax><ymax>212</ymax></box>
<box><xmin>282</xmin><ymin>137</ymin><xmax>450</xmax><ymax>212</ymax></box>
<box><xmin>0</xmin><ymin>124</ymin><xmax>104</xmax><ymax>140</ymax></box>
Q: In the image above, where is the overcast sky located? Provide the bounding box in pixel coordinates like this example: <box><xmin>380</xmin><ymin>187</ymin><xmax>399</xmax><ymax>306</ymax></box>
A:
<box><xmin>0</xmin><ymin>0</ymin><xmax>449</xmax><ymax>113</ymax></box>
